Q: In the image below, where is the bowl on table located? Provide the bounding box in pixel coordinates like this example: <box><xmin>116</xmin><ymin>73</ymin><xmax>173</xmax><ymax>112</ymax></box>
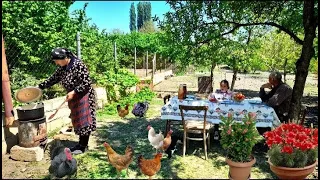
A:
<box><xmin>233</xmin><ymin>93</ymin><xmax>245</xmax><ymax>102</ymax></box>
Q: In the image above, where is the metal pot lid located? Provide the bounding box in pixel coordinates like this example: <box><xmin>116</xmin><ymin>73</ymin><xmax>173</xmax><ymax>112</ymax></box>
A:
<box><xmin>15</xmin><ymin>87</ymin><xmax>42</xmax><ymax>103</ymax></box>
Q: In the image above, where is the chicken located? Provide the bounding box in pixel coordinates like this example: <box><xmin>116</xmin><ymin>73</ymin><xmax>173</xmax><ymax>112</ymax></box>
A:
<box><xmin>103</xmin><ymin>142</ymin><xmax>134</xmax><ymax>178</ymax></box>
<box><xmin>161</xmin><ymin>129</ymin><xmax>173</xmax><ymax>152</ymax></box>
<box><xmin>147</xmin><ymin>125</ymin><xmax>164</xmax><ymax>153</ymax></box>
<box><xmin>132</xmin><ymin>101</ymin><xmax>149</xmax><ymax>118</ymax></box>
<box><xmin>117</xmin><ymin>104</ymin><xmax>130</xmax><ymax>119</ymax></box>
<box><xmin>138</xmin><ymin>153</ymin><xmax>162</xmax><ymax>180</ymax></box>
<box><xmin>163</xmin><ymin>95</ymin><xmax>171</xmax><ymax>105</ymax></box>
<box><xmin>49</xmin><ymin>145</ymin><xmax>77</xmax><ymax>179</ymax></box>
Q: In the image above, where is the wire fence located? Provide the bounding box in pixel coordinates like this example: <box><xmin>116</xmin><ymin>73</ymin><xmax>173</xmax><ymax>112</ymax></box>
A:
<box><xmin>3</xmin><ymin>32</ymin><xmax>174</xmax><ymax>105</ymax></box>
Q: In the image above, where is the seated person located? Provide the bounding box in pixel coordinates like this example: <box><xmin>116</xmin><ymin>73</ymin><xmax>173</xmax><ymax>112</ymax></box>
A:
<box><xmin>208</xmin><ymin>80</ymin><xmax>233</xmax><ymax>102</ymax></box>
<box><xmin>259</xmin><ymin>71</ymin><xmax>292</xmax><ymax>124</ymax></box>
<box><xmin>208</xmin><ymin>80</ymin><xmax>233</xmax><ymax>140</ymax></box>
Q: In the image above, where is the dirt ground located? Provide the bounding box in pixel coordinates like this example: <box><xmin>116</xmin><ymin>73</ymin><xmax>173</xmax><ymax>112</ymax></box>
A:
<box><xmin>2</xmin><ymin>68</ymin><xmax>318</xmax><ymax>179</ymax></box>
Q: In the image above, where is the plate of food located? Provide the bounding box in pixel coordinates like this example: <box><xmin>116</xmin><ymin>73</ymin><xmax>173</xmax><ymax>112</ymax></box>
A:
<box><xmin>233</xmin><ymin>92</ymin><xmax>245</xmax><ymax>102</ymax></box>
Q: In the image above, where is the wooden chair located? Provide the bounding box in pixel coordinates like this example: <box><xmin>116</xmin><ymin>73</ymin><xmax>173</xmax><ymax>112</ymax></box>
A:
<box><xmin>179</xmin><ymin>105</ymin><xmax>213</xmax><ymax>160</ymax></box>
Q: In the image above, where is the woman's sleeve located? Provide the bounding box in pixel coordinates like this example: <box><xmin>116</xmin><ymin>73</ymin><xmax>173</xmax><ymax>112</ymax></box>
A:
<box><xmin>74</xmin><ymin>62</ymin><xmax>92</xmax><ymax>94</ymax></box>
<box><xmin>38</xmin><ymin>68</ymin><xmax>62</xmax><ymax>90</ymax></box>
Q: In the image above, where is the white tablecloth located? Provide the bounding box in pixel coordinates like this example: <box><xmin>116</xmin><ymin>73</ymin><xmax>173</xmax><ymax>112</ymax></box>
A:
<box><xmin>161</xmin><ymin>96</ymin><xmax>281</xmax><ymax>128</ymax></box>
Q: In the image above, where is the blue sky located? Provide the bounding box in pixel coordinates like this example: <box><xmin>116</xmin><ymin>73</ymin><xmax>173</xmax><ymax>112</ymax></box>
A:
<box><xmin>69</xmin><ymin>1</ymin><xmax>171</xmax><ymax>33</ymax></box>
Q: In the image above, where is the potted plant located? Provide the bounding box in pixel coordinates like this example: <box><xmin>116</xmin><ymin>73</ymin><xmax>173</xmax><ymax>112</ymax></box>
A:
<box><xmin>220</xmin><ymin>112</ymin><xmax>260</xmax><ymax>180</ymax></box>
<box><xmin>264</xmin><ymin>123</ymin><xmax>318</xmax><ymax>180</ymax></box>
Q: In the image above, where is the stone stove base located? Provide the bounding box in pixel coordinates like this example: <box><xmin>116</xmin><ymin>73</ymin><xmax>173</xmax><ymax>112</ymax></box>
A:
<box><xmin>10</xmin><ymin>145</ymin><xmax>44</xmax><ymax>162</ymax></box>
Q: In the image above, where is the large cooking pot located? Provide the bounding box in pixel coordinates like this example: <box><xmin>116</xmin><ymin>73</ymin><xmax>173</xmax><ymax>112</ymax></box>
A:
<box><xmin>15</xmin><ymin>87</ymin><xmax>44</xmax><ymax>121</ymax></box>
<box><xmin>16</xmin><ymin>102</ymin><xmax>45</xmax><ymax>121</ymax></box>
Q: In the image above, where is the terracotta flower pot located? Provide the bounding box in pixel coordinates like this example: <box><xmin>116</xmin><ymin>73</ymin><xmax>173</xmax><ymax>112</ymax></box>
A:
<box><xmin>268</xmin><ymin>159</ymin><xmax>317</xmax><ymax>180</ymax></box>
<box><xmin>226</xmin><ymin>156</ymin><xmax>256</xmax><ymax>180</ymax></box>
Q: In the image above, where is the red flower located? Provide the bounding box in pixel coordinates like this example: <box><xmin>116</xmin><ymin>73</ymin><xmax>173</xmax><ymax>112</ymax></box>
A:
<box><xmin>263</xmin><ymin>131</ymin><xmax>274</xmax><ymax>138</ymax></box>
<box><xmin>266</xmin><ymin>139</ymin><xmax>274</xmax><ymax>147</ymax></box>
<box><xmin>304</xmin><ymin>128</ymin><xmax>312</xmax><ymax>135</ymax></box>
<box><xmin>293</xmin><ymin>141</ymin><xmax>302</xmax><ymax>149</ymax></box>
<box><xmin>274</xmin><ymin>128</ymin><xmax>283</xmax><ymax>136</ymax></box>
<box><xmin>227</xmin><ymin>129</ymin><xmax>231</xmax><ymax>135</ymax></box>
<box><xmin>281</xmin><ymin>124</ymin><xmax>289</xmax><ymax>131</ymax></box>
<box><xmin>274</xmin><ymin>135</ymin><xmax>283</xmax><ymax>144</ymax></box>
<box><xmin>281</xmin><ymin>145</ymin><xmax>293</xmax><ymax>154</ymax></box>
<box><xmin>299</xmin><ymin>143</ymin><xmax>309</xmax><ymax>151</ymax></box>
<box><xmin>287</xmin><ymin>131</ymin><xmax>296</xmax><ymax>139</ymax></box>
<box><xmin>228</xmin><ymin>113</ymin><xmax>232</xmax><ymax>118</ymax></box>
<box><xmin>285</xmin><ymin>138</ymin><xmax>295</xmax><ymax>145</ymax></box>
<box><xmin>312</xmin><ymin>137</ymin><xmax>318</xmax><ymax>146</ymax></box>
<box><xmin>305</xmin><ymin>141</ymin><xmax>313</xmax><ymax>150</ymax></box>
<box><xmin>296</xmin><ymin>125</ymin><xmax>304</xmax><ymax>132</ymax></box>
<box><xmin>313</xmin><ymin>129</ymin><xmax>318</xmax><ymax>137</ymax></box>
<box><xmin>297</xmin><ymin>132</ymin><xmax>308</xmax><ymax>142</ymax></box>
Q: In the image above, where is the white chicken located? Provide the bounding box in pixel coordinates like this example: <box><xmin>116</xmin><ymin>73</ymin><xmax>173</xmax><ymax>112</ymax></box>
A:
<box><xmin>147</xmin><ymin>125</ymin><xmax>164</xmax><ymax>153</ymax></box>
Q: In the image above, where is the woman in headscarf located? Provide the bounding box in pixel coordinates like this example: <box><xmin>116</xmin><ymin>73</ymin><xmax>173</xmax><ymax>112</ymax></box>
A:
<box><xmin>38</xmin><ymin>47</ymin><xmax>96</xmax><ymax>154</ymax></box>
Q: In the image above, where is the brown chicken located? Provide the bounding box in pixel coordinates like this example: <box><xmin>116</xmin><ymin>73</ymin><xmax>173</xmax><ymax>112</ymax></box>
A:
<box><xmin>117</xmin><ymin>104</ymin><xmax>130</xmax><ymax>119</ymax></box>
<box><xmin>138</xmin><ymin>153</ymin><xmax>162</xmax><ymax>180</ymax></box>
<box><xmin>103</xmin><ymin>142</ymin><xmax>134</xmax><ymax>178</ymax></box>
<box><xmin>161</xmin><ymin>129</ymin><xmax>173</xmax><ymax>152</ymax></box>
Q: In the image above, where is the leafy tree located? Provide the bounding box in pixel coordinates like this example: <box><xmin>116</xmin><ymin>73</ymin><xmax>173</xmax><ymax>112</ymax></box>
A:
<box><xmin>137</xmin><ymin>2</ymin><xmax>152</xmax><ymax>31</ymax></box>
<box><xmin>158</xmin><ymin>0</ymin><xmax>318</xmax><ymax>121</ymax></box>
<box><xmin>2</xmin><ymin>1</ymin><xmax>76</xmax><ymax>78</ymax></box>
<box><xmin>255</xmin><ymin>31</ymin><xmax>302</xmax><ymax>82</ymax></box>
<box><xmin>129</xmin><ymin>2</ymin><xmax>136</xmax><ymax>32</ymax></box>
<box><xmin>143</xmin><ymin>2</ymin><xmax>152</xmax><ymax>23</ymax></box>
<box><xmin>139</xmin><ymin>20</ymin><xmax>156</xmax><ymax>33</ymax></box>
<box><xmin>137</xmin><ymin>2</ymin><xmax>144</xmax><ymax>30</ymax></box>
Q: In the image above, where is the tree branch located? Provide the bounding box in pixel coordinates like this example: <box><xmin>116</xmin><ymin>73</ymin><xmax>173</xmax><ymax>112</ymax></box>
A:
<box><xmin>220</xmin><ymin>22</ymin><xmax>304</xmax><ymax>45</ymax></box>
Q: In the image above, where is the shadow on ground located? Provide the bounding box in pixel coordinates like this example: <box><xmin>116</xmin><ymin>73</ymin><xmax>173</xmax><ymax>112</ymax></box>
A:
<box><xmin>82</xmin><ymin>113</ymin><xmax>280</xmax><ymax>179</ymax></box>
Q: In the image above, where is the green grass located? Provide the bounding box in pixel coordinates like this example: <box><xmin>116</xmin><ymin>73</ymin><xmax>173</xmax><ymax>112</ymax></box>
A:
<box><xmin>70</xmin><ymin>98</ymin><xmax>280</xmax><ymax>179</ymax></box>
<box><xmin>38</xmin><ymin>97</ymin><xmax>317</xmax><ymax>179</ymax></box>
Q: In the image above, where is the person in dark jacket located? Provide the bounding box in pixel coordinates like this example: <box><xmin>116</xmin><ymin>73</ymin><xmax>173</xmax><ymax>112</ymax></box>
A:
<box><xmin>38</xmin><ymin>47</ymin><xmax>96</xmax><ymax>154</ymax></box>
<box><xmin>259</xmin><ymin>71</ymin><xmax>293</xmax><ymax>124</ymax></box>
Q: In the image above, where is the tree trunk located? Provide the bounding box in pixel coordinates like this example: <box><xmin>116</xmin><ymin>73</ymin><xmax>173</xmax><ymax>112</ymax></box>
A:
<box><xmin>165</xmin><ymin>58</ymin><xmax>167</xmax><ymax>70</ymax></box>
<box><xmin>209</xmin><ymin>60</ymin><xmax>216</xmax><ymax>92</ymax></box>
<box><xmin>230</xmin><ymin>69</ymin><xmax>238</xmax><ymax>91</ymax></box>
<box><xmin>289</xmin><ymin>0</ymin><xmax>317</xmax><ymax>121</ymax></box>
<box><xmin>283</xmin><ymin>58</ymin><xmax>288</xmax><ymax>83</ymax></box>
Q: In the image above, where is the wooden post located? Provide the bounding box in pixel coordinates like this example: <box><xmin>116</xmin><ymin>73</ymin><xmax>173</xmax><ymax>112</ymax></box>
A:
<box><xmin>160</xmin><ymin>55</ymin><xmax>162</xmax><ymax>73</ymax></box>
<box><xmin>151</xmin><ymin>53</ymin><xmax>156</xmax><ymax>85</ymax></box>
<box><xmin>2</xmin><ymin>35</ymin><xmax>15</xmax><ymax>127</ymax></box>
<box><xmin>146</xmin><ymin>50</ymin><xmax>148</xmax><ymax>77</ymax></box>
<box><xmin>134</xmin><ymin>47</ymin><xmax>137</xmax><ymax>75</ymax></box>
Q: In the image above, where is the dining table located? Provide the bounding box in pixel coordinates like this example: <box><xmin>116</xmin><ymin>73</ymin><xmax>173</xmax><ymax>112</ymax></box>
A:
<box><xmin>161</xmin><ymin>95</ymin><xmax>281</xmax><ymax>134</ymax></box>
